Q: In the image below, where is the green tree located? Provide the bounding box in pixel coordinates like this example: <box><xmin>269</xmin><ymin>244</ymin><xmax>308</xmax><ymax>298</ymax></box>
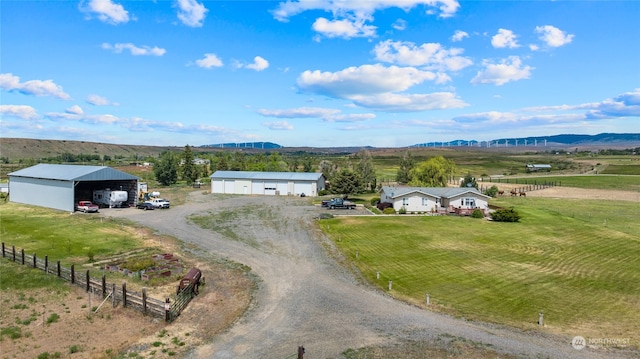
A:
<box><xmin>355</xmin><ymin>149</ymin><xmax>377</xmax><ymax>192</ymax></box>
<box><xmin>230</xmin><ymin>151</ymin><xmax>246</xmax><ymax>171</ymax></box>
<box><xmin>266</xmin><ymin>152</ymin><xmax>288</xmax><ymax>172</ymax></box>
<box><xmin>484</xmin><ymin>185</ymin><xmax>499</xmax><ymax>197</ymax></box>
<box><xmin>181</xmin><ymin>145</ymin><xmax>199</xmax><ymax>183</ymax></box>
<box><xmin>302</xmin><ymin>154</ymin><xmax>314</xmax><ymax>172</ymax></box>
<box><xmin>318</xmin><ymin>160</ymin><xmax>336</xmax><ymax>181</ymax></box>
<box><xmin>409</xmin><ymin>155</ymin><xmax>456</xmax><ymax>187</ymax></box>
<box><xmin>331</xmin><ymin>169</ymin><xmax>364</xmax><ymax>196</ymax></box>
<box><xmin>153</xmin><ymin>151</ymin><xmax>179</xmax><ymax>186</ymax></box>
<box><xmin>396</xmin><ymin>150</ymin><xmax>415</xmax><ymax>184</ymax></box>
<box><xmin>460</xmin><ymin>172</ymin><xmax>478</xmax><ymax>189</ymax></box>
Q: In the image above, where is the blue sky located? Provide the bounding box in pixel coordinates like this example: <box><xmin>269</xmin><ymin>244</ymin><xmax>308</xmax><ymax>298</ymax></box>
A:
<box><xmin>1</xmin><ymin>0</ymin><xmax>638</xmax><ymax>148</ymax></box>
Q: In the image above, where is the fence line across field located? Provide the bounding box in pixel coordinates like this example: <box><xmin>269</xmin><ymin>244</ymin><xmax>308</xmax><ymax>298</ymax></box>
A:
<box><xmin>1</xmin><ymin>242</ymin><xmax>197</xmax><ymax>322</ymax></box>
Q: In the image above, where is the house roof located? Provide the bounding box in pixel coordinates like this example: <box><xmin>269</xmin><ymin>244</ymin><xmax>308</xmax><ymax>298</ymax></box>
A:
<box><xmin>380</xmin><ymin>186</ymin><xmax>491</xmax><ymax>199</ymax></box>
<box><xmin>8</xmin><ymin>164</ymin><xmax>139</xmax><ymax>181</ymax></box>
<box><xmin>526</xmin><ymin>164</ymin><xmax>551</xmax><ymax>168</ymax></box>
<box><xmin>210</xmin><ymin>170</ymin><xmax>324</xmax><ymax>181</ymax></box>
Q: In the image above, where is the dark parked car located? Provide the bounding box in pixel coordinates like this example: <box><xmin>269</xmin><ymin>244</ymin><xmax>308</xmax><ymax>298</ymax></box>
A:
<box><xmin>136</xmin><ymin>202</ymin><xmax>155</xmax><ymax>210</ymax></box>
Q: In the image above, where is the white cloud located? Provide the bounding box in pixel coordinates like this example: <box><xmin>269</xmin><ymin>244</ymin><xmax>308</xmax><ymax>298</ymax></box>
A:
<box><xmin>262</xmin><ymin>121</ymin><xmax>294</xmax><ymax>130</ymax></box>
<box><xmin>86</xmin><ymin>94</ymin><xmax>117</xmax><ymax>106</ymax></box>
<box><xmin>0</xmin><ymin>105</ymin><xmax>39</xmax><ymax>120</ymax></box>
<box><xmin>312</xmin><ymin>17</ymin><xmax>376</xmax><ymax>38</ymax></box>
<box><xmin>324</xmin><ymin>113</ymin><xmax>376</xmax><ymax>122</ymax></box>
<box><xmin>0</xmin><ymin>73</ymin><xmax>71</xmax><ymax>100</ymax></box>
<box><xmin>272</xmin><ymin>1</ymin><xmax>459</xmax><ymax>39</ymax></box>
<box><xmin>373</xmin><ymin>40</ymin><xmax>472</xmax><ymax>72</ymax></box>
<box><xmin>66</xmin><ymin>105</ymin><xmax>84</xmax><ymax>115</ymax></box>
<box><xmin>245</xmin><ymin>56</ymin><xmax>270</xmax><ymax>71</ymax></box>
<box><xmin>79</xmin><ymin>0</ymin><xmax>130</xmax><ymax>24</ymax></box>
<box><xmin>348</xmin><ymin>92</ymin><xmax>467</xmax><ymax>112</ymax></box>
<box><xmin>529</xmin><ymin>44</ymin><xmax>540</xmax><ymax>51</ymax></box>
<box><xmin>491</xmin><ymin>28</ymin><xmax>520</xmax><ymax>48</ymax></box>
<box><xmin>535</xmin><ymin>25</ymin><xmax>574</xmax><ymax>48</ymax></box>
<box><xmin>451</xmin><ymin>30</ymin><xmax>468</xmax><ymax>42</ymax></box>
<box><xmin>175</xmin><ymin>0</ymin><xmax>208</xmax><ymax>27</ymax></box>
<box><xmin>392</xmin><ymin>19</ymin><xmax>407</xmax><ymax>31</ymax></box>
<box><xmin>297</xmin><ymin>64</ymin><xmax>439</xmax><ymax>98</ymax></box>
<box><xmin>471</xmin><ymin>56</ymin><xmax>533</xmax><ymax>86</ymax></box>
<box><xmin>101</xmin><ymin>43</ymin><xmax>166</xmax><ymax>56</ymax></box>
<box><xmin>195</xmin><ymin>53</ymin><xmax>223</xmax><ymax>69</ymax></box>
<box><xmin>258</xmin><ymin>107</ymin><xmax>340</xmax><ymax>118</ymax></box>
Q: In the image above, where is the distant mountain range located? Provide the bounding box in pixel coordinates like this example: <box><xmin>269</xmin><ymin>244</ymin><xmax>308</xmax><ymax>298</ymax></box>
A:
<box><xmin>410</xmin><ymin>133</ymin><xmax>640</xmax><ymax>148</ymax></box>
<box><xmin>200</xmin><ymin>142</ymin><xmax>282</xmax><ymax>149</ymax></box>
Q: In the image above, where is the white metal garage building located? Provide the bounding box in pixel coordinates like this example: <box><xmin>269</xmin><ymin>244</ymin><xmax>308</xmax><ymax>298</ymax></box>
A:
<box><xmin>210</xmin><ymin>171</ymin><xmax>325</xmax><ymax>197</ymax></box>
<box><xmin>8</xmin><ymin>164</ymin><xmax>140</xmax><ymax>212</ymax></box>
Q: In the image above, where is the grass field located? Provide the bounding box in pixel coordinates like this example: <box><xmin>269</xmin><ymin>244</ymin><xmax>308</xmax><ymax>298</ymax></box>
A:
<box><xmin>490</xmin><ymin>174</ymin><xmax>640</xmax><ymax>192</ymax></box>
<box><xmin>320</xmin><ymin>198</ymin><xmax>640</xmax><ymax>344</ymax></box>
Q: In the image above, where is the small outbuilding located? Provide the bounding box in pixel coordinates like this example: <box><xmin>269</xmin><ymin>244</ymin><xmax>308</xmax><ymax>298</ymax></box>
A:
<box><xmin>210</xmin><ymin>171</ymin><xmax>325</xmax><ymax>197</ymax></box>
<box><xmin>526</xmin><ymin>164</ymin><xmax>551</xmax><ymax>172</ymax></box>
<box><xmin>8</xmin><ymin>164</ymin><xmax>140</xmax><ymax>212</ymax></box>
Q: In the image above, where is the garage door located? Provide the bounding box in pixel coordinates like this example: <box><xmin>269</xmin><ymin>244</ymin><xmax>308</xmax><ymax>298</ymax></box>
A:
<box><xmin>264</xmin><ymin>182</ymin><xmax>277</xmax><ymax>195</ymax></box>
<box><xmin>252</xmin><ymin>181</ymin><xmax>264</xmax><ymax>195</ymax></box>
<box><xmin>224</xmin><ymin>180</ymin><xmax>235</xmax><ymax>194</ymax></box>
<box><xmin>212</xmin><ymin>180</ymin><xmax>224</xmax><ymax>194</ymax></box>
<box><xmin>294</xmin><ymin>182</ymin><xmax>312</xmax><ymax>196</ymax></box>
<box><xmin>276</xmin><ymin>181</ymin><xmax>288</xmax><ymax>195</ymax></box>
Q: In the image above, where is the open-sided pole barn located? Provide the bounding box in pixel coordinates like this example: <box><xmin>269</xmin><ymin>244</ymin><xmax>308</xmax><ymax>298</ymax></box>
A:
<box><xmin>8</xmin><ymin>164</ymin><xmax>140</xmax><ymax>212</ymax></box>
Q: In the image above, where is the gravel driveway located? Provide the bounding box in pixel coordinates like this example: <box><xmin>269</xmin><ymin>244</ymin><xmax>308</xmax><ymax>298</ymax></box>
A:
<box><xmin>107</xmin><ymin>192</ymin><xmax>634</xmax><ymax>359</ymax></box>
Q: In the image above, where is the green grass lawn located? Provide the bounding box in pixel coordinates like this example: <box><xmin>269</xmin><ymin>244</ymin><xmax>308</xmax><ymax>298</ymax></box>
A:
<box><xmin>320</xmin><ymin>198</ymin><xmax>640</xmax><ymax>343</ymax></box>
<box><xmin>487</xmin><ymin>174</ymin><xmax>640</xmax><ymax>192</ymax></box>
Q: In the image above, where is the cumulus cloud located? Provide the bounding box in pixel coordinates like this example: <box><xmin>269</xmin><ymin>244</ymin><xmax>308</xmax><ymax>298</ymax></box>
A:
<box><xmin>535</xmin><ymin>25</ymin><xmax>574</xmax><ymax>48</ymax></box>
<box><xmin>101</xmin><ymin>43</ymin><xmax>166</xmax><ymax>56</ymax></box>
<box><xmin>348</xmin><ymin>92</ymin><xmax>467</xmax><ymax>112</ymax></box>
<box><xmin>312</xmin><ymin>17</ymin><xmax>376</xmax><ymax>38</ymax></box>
<box><xmin>392</xmin><ymin>19</ymin><xmax>407</xmax><ymax>31</ymax></box>
<box><xmin>0</xmin><ymin>73</ymin><xmax>71</xmax><ymax>100</ymax></box>
<box><xmin>86</xmin><ymin>94</ymin><xmax>117</xmax><ymax>106</ymax></box>
<box><xmin>491</xmin><ymin>28</ymin><xmax>519</xmax><ymax>48</ymax></box>
<box><xmin>258</xmin><ymin>107</ymin><xmax>340</xmax><ymax>118</ymax></box>
<box><xmin>272</xmin><ymin>0</ymin><xmax>459</xmax><ymax>39</ymax></box>
<box><xmin>0</xmin><ymin>105</ymin><xmax>39</xmax><ymax>120</ymax></box>
<box><xmin>373</xmin><ymin>40</ymin><xmax>472</xmax><ymax>72</ymax></box>
<box><xmin>195</xmin><ymin>53</ymin><xmax>223</xmax><ymax>68</ymax></box>
<box><xmin>79</xmin><ymin>0</ymin><xmax>130</xmax><ymax>24</ymax></box>
<box><xmin>245</xmin><ymin>56</ymin><xmax>270</xmax><ymax>71</ymax></box>
<box><xmin>324</xmin><ymin>113</ymin><xmax>376</xmax><ymax>122</ymax></box>
<box><xmin>66</xmin><ymin>105</ymin><xmax>84</xmax><ymax>115</ymax></box>
<box><xmin>451</xmin><ymin>30</ymin><xmax>468</xmax><ymax>42</ymax></box>
<box><xmin>471</xmin><ymin>56</ymin><xmax>533</xmax><ymax>86</ymax></box>
<box><xmin>262</xmin><ymin>121</ymin><xmax>294</xmax><ymax>130</ymax></box>
<box><xmin>175</xmin><ymin>0</ymin><xmax>208</xmax><ymax>27</ymax></box>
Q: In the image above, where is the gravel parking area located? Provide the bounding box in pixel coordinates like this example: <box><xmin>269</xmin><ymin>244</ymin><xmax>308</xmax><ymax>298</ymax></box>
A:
<box><xmin>108</xmin><ymin>192</ymin><xmax>635</xmax><ymax>359</ymax></box>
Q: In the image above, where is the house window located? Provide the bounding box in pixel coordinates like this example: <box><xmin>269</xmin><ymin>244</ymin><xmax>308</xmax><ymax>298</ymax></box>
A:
<box><xmin>464</xmin><ymin>198</ymin><xmax>476</xmax><ymax>207</ymax></box>
<box><xmin>422</xmin><ymin>197</ymin><xmax>429</xmax><ymax>206</ymax></box>
<box><xmin>402</xmin><ymin>198</ymin><xmax>409</xmax><ymax>206</ymax></box>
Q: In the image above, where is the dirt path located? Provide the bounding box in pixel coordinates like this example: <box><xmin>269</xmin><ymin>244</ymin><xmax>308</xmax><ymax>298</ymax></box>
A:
<box><xmin>108</xmin><ymin>192</ymin><xmax>635</xmax><ymax>359</ymax></box>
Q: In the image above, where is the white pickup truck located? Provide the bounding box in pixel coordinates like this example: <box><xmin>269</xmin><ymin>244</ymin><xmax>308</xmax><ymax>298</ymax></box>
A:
<box><xmin>145</xmin><ymin>198</ymin><xmax>170</xmax><ymax>209</ymax></box>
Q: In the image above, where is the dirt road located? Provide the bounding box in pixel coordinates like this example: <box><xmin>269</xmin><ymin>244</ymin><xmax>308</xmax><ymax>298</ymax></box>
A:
<box><xmin>111</xmin><ymin>192</ymin><xmax>634</xmax><ymax>359</ymax></box>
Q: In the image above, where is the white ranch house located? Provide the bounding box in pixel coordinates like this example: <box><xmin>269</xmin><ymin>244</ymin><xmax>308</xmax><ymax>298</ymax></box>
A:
<box><xmin>380</xmin><ymin>186</ymin><xmax>491</xmax><ymax>215</ymax></box>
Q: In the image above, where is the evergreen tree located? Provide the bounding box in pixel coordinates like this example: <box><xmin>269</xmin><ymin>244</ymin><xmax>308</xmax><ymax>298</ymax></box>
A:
<box><xmin>318</xmin><ymin>160</ymin><xmax>336</xmax><ymax>181</ymax></box>
<box><xmin>460</xmin><ymin>172</ymin><xmax>478</xmax><ymax>189</ymax></box>
<box><xmin>154</xmin><ymin>151</ymin><xmax>179</xmax><ymax>186</ymax></box>
<box><xmin>396</xmin><ymin>150</ymin><xmax>414</xmax><ymax>184</ymax></box>
<box><xmin>302</xmin><ymin>154</ymin><xmax>313</xmax><ymax>172</ymax></box>
<box><xmin>355</xmin><ymin>149</ymin><xmax>376</xmax><ymax>191</ymax></box>
<box><xmin>409</xmin><ymin>155</ymin><xmax>456</xmax><ymax>187</ymax></box>
<box><xmin>331</xmin><ymin>169</ymin><xmax>364</xmax><ymax>195</ymax></box>
<box><xmin>181</xmin><ymin>145</ymin><xmax>199</xmax><ymax>183</ymax></box>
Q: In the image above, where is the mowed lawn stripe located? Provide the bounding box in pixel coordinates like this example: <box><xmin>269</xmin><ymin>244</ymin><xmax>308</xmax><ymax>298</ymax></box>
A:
<box><xmin>321</xmin><ymin>198</ymin><xmax>640</xmax><ymax>343</ymax></box>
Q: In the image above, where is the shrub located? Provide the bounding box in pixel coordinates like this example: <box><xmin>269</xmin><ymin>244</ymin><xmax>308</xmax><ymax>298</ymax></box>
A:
<box><xmin>471</xmin><ymin>209</ymin><xmax>484</xmax><ymax>218</ymax></box>
<box><xmin>484</xmin><ymin>185</ymin><xmax>499</xmax><ymax>197</ymax></box>
<box><xmin>370</xmin><ymin>197</ymin><xmax>380</xmax><ymax>206</ymax></box>
<box><xmin>0</xmin><ymin>326</ymin><xmax>22</xmax><ymax>339</ymax></box>
<box><xmin>69</xmin><ymin>345</ymin><xmax>82</xmax><ymax>354</ymax></box>
<box><xmin>383</xmin><ymin>208</ymin><xmax>396</xmax><ymax>215</ymax></box>
<box><xmin>398</xmin><ymin>207</ymin><xmax>407</xmax><ymax>214</ymax></box>
<box><xmin>491</xmin><ymin>208</ymin><xmax>521</xmax><ymax>222</ymax></box>
<box><xmin>46</xmin><ymin>313</ymin><xmax>60</xmax><ymax>324</ymax></box>
<box><xmin>318</xmin><ymin>189</ymin><xmax>329</xmax><ymax>196</ymax></box>
<box><xmin>376</xmin><ymin>202</ymin><xmax>393</xmax><ymax>210</ymax></box>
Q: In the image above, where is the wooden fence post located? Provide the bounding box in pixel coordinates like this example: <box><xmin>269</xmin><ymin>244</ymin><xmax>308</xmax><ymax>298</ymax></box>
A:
<box><xmin>122</xmin><ymin>282</ymin><xmax>127</xmax><ymax>307</ymax></box>
<box><xmin>112</xmin><ymin>283</ymin><xmax>116</xmax><ymax>307</ymax></box>
<box><xmin>1</xmin><ymin>242</ymin><xmax>4</xmax><ymax>257</ymax></box>
<box><xmin>57</xmin><ymin>261</ymin><xmax>61</xmax><ymax>277</ymax></box>
<box><xmin>165</xmin><ymin>298</ymin><xmax>170</xmax><ymax>322</ymax></box>
<box><xmin>21</xmin><ymin>248</ymin><xmax>25</xmax><ymax>265</ymax></box>
<box><xmin>71</xmin><ymin>264</ymin><xmax>75</xmax><ymax>284</ymax></box>
<box><xmin>12</xmin><ymin>245</ymin><xmax>16</xmax><ymax>262</ymax></box>
<box><xmin>102</xmin><ymin>275</ymin><xmax>106</xmax><ymax>297</ymax></box>
<box><xmin>142</xmin><ymin>288</ymin><xmax>147</xmax><ymax>314</ymax></box>
<box><xmin>33</xmin><ymin>253</ymin><xmax>36</xmax><ymax>268</ymax></box>
<box><xmin>86</xmin><ymin>270</ymin><xmax>90</xmax><ymax>292</ymax></box>
<box><xmin>44</xmin><ymin>255</ymin><xmax>48</xmax><ymax>274</ymax></box>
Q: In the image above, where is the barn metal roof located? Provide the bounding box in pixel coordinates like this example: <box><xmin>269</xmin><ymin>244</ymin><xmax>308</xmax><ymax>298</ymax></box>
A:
<box><xmin>8</xmin><ymin>164</ymin><xmax>139</xmax><ymax>181</ymax></box>
<box><xmin>380</xmin><ymin>186</ymin><xmax>491</xmax><ymax>199</ymax></box>
<box><xmin>211</xmin><ymin>170</ymin><xmax>324</xmax><ymax>181</ymax></box>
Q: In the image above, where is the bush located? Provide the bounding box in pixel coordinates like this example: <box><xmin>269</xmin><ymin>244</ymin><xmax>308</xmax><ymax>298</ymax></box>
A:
<box><xmin>370</xmin><ymin>197</ymin><xmax>380</xmax><ymax>206</ymax></box>
<box><xmin>484</xmin><ymin>185</ymin><xmax>499</xmax><ymax>197</ymax></box>
<box><xmin>491</xmin><ymin>208</ymin><xmax>521</xmax><ymax>222</ymax></box>
<box><xmin>376</xmin><ymin>202</ymin><xmax>393</xmax><ymax>211</ymax></box>
<box><xmin>471</xmin><ymin>209</ymin><xmax>484</xmax><ymax>218</ymax></box>
<box><xmin>318</xmin><ymin>189</ymin><xmax>329</xmax><ymax>196</ymax></box>
<box><xmin>383</xmin><ymin>208</ymin><xmax>396</xmax><ymax>215</ymax></box>
<box><xmin>398</xmin><ymin>206</ymin><xmax>407</xmax><ymax>214</ymax></box>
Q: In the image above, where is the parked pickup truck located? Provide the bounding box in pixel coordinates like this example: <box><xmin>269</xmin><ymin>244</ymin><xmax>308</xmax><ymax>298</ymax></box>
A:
<box><xmin>76</xmin><ymin>200</ymin><xmax>99</xmax><ymax>213</ymax></box>
<box><xmin>145</xmin><ymin>198</ymin><xmax>170</xmax><ymax>209</ymax></box>
<box><xmin>324</xmin><ymin>197</ymin><xmax>356</xmax><ymax>210</ymax></box>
